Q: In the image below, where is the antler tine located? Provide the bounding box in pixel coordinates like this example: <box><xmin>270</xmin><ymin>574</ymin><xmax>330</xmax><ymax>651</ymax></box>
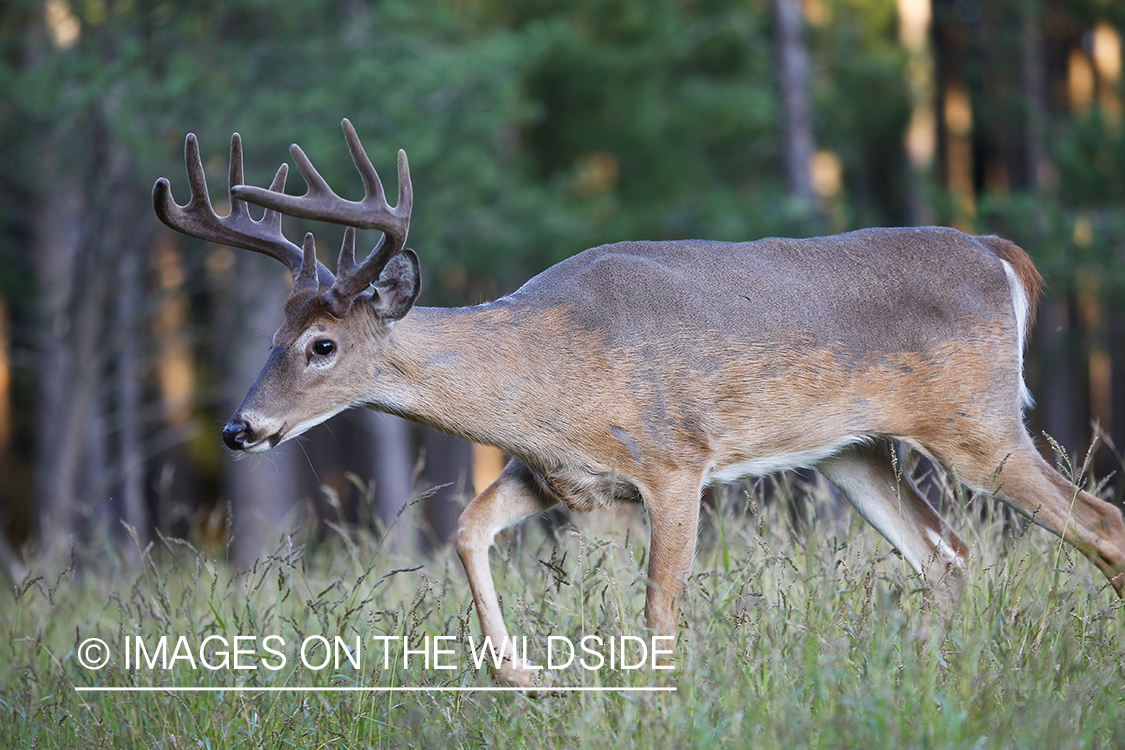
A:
<box><xmin>185</xmin><ymin>132</ymin><xmax>212</xmax><ymax>214</ymax></box>
<box><xmin>293</xmin><ymin>232</ymin><xmax>321</xmax><ymax>294</ymax></box>
<box><xmin>342</xmin><ymin>118</ymin><xmax>386</xmax><ymax>206</ymax></box>
<box><xmin>264</xmin><ymin>163</ymin><xmax>289</xmax><ymax>220</ymax></box>
<box><xmin>336</xmin><ymin>227</ymin><xmax>359</xmax><ymax>277</ymax></box>
<box><xmin>396</xmin><ymin>148</ymin><xmax>412</xmax><ymax>220</ymax></box>
<box><xmin>153</xmin><ymin>133</ymin><xmax>337</xmax><ymax>284</ymax></box>
<box><xmin>227</xmin><ymin>133</ymin><xmax>247</xmax><ymax>221</ymax></box>
<box><xmin>289</xmin><ymin>141</ymin><xmax>336</xmax><ymax>200</ymax></box>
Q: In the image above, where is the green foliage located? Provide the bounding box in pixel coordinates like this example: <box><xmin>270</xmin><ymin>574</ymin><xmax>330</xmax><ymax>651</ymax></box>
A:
<box><xmin>2</xmin><ymin>0</ymin><xmax>1123</xmax><ymax>298</ymax></box>
<box><xmin>1054</xmin><ymin>109</ymin><xmax>1125</xmax><ymax>209</ymax></box>
<box><xmin>494</xmin><ymin>0</ymin><xmax>791</xmax><ymax>245</ymax></box>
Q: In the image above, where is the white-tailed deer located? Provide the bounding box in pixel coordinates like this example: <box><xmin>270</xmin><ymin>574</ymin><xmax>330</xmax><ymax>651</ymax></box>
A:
<box><xmin>154</xmin><ymin>120</ymin><xmax>1125</xmax><ymax>687</ymax></box>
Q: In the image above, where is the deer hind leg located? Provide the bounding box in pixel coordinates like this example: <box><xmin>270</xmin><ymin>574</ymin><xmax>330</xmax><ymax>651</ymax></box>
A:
<box><xmin>455</xmin><ymin>459</ymin><xmax>556</xmax><ymax>688</ymax></box>
<box><xmin>931</xmin><ymin>433</ymin><xmax>1125</xmax><ymax>597</ymax></box>
<box><xmin>817</xmin><ymin>442</ymin><xmax>969</xmax><ymax>606</ymax></box>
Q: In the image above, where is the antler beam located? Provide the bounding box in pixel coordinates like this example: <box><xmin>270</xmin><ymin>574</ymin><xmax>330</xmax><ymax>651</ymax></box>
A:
<box><xmin>231</xmin><ymin>119</ymin><xmax>412</xmax><ymax>315</ymax></box>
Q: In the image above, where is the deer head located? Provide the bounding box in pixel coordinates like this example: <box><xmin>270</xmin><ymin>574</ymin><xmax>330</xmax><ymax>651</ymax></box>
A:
<box><xmin>153</xmin><ymin>120</ymin><xmax>417</xmax><ymax>452</ymax></box>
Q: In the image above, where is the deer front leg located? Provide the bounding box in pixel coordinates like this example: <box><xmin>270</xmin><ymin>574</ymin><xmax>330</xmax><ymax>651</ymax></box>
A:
<box><xmin>455</xmin><ymin>459</ymin><xmax>555</xmax><ymax>688</ymax></box>
<box><xmin>643</xmin><ymin>481</ymin><xmax>703</xmax><ymax>649</ymax></box>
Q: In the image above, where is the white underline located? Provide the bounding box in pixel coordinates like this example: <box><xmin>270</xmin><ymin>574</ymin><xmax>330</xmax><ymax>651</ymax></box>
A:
<box><xmin>75</xmin><ymin>686</ymin><xmax>676</xmax><ymax>693</ymax></box>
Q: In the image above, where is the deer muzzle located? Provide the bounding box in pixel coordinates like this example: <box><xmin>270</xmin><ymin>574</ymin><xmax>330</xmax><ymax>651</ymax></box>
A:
<box><xmin>222</xmin><ymin>417</ymin><xmax>283</xmax><ymax>453</ymax></box>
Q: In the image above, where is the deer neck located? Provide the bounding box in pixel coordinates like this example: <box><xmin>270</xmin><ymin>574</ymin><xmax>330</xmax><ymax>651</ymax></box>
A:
<box><xmin>370</xmin><ymin>302</ymin><xmax>561</xmax><ymax>454</ymax></box>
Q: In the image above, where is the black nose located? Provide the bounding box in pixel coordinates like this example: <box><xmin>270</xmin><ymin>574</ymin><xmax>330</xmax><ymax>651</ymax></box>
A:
<box><xmin>222</xmin><ymin>419</ymin><xmax>251</xmax><ymax>451</ymax></box>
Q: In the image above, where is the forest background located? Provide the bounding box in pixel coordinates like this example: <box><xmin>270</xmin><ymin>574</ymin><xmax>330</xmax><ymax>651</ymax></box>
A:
<box><xmin>0</xmin><ymin>0</ymin><xmax>1123</xmax><ymax>574</ymax></box>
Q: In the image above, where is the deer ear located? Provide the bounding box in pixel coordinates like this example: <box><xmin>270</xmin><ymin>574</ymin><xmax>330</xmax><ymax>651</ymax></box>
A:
<box><xmin>372</xmin><ymin>249</ymin><xmax>420</xmax><ymax>321</ymax></box>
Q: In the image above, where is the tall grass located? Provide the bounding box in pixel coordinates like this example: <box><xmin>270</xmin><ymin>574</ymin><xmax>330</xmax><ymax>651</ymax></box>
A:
<box><xmin>3</xmin><ymin>464</ymin><xmax>1124</xmax><ymax>749</ymax></box>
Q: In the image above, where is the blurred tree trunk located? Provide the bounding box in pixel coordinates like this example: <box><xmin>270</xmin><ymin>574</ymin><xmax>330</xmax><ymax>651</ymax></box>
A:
<box><xmin>931</xmin><ymin>0</ymin><xmax>975</xmax><ymax>212</ymax></box>
<box><xmin>113</xmin><ymin>249</ymin><xmax>147</xmax><ymax>547</ymax></box>
<box><xmin>365</xmin><ymin>410</ymin><xmax>414</xmax><ymax>538</ymax></box>
<box><xmin>899</xmin><ymin>0</ymin><xmax>937</xmax><ymax>226</ymax></box>
<box><xmin>0</xmin><ymin>297</ymin><xmax>21</xmax><ymax>581</ymax></box>
<box><xmin>32</xmin><ymin>159</ymin><xmax>95</xmax><ymax>555</ymax></box>
<box><xmin>95</xmin><ymin>130</ymin><xmax>155</xmax><ymax>551</ymax></box>
<box><xmin>1110</xmin><ymin>304</ymin><xmax>1125</xmax><ymax>499</ymax></box>
<box><xmin>774</xmin><ymin>0</ymin><xmax>815</xmax><ymax>204</ymax></box>
<box><xmin>0</xmin><ymin>301</ymin><xmax>11</xmax><ymax>561</ymax></box>
<box><xmin>1019</xmin><ymin>8</ymin><xmax>1048</xmax><ymax>194</ymax></box>
<box><xmin>1036</xmin><ymin>297</ymin><xmax>1081</xmax><ymax>461</ymax></box>
<box><xmin>418</xmin><ymin>428</ymin><xmax>472</xmax><ymax>551</ymax></box>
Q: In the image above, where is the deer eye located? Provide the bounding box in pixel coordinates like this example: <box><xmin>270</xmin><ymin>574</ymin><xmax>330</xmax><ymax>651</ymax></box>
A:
<box><xmin>311</xmin><ymin>339</ymin><xmax>336</xmax><ymax>357</ymax></box>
